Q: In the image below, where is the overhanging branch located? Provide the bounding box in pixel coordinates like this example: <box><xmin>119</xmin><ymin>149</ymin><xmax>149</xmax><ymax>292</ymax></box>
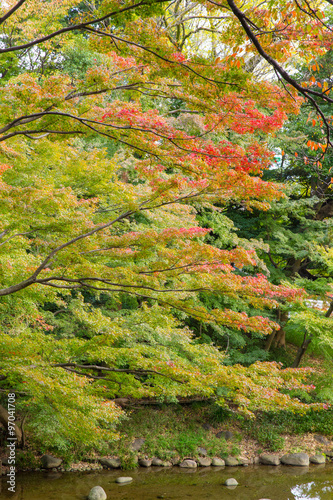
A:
<box><xmin>53</xmin><ymin>363</ymin><xmax>184</xmax><ymax>384</ymax></box>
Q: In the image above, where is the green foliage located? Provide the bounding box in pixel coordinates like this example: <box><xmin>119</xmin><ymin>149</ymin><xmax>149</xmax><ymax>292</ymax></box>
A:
<box><xmin>15</xmin><ymin>450</ymin><xmax>40</xmax><ymax>470</ymax></box>
<box><xmin>62</xmin><ymin>37</ymin><xmax>102</xmax><ymax>79</ymax></box>
<box><xmin>244</xmin><ymin>408</ymin><xmax>333</xmax><ymax>437</ymax></box>
<box><xmin>254</xmin><ymin>428</ymin><xmax>285</xmax><ymax>451</ymax></box>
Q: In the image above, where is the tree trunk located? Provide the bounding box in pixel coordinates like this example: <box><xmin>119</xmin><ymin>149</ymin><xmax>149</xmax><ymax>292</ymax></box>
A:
<box><xmin>291</xmin><ymin>331</ymin><xmax>313</xmax><ymax>368</ymax></box>
<box><xmin>273</xmin><ymin>311</ymin><xmax>288</xmax><ymax>349</ymax></box>
<box><xmin>274</xmin><ymin>328</ymin><xmax>286</xmax><ymax>348</ymax></box>
<box><xmin>325</xmin><ymin>300</ymin><xmax>333</xmax><ymax>318</ymax></box>
<box><xmin>0</xmin><ymin>404</ymin><xmax>22</xmax><ymax>443</ymax></box>
<box><xmin>20</xmin><ymin>415</ymin><xmax>26</xmax><ymax>449</ymax></box>
<box><xmin>289</xmin><ymin>258</ymin><xmax>302</xmax><ymax>276</ymax></box>
<box><xmin>265</xmin><ymin>330</ymin><xmax>277</xmax><ymax>351</ymax></box>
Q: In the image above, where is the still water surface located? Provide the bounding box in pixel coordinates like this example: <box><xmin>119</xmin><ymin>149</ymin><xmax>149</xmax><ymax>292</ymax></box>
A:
<box><xmin>1</xmin><ymin>464</ymin><xmax>332</xmax><ymax>499</ymax></box>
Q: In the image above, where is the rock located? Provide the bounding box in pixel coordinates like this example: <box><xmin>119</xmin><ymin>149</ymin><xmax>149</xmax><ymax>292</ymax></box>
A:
<box><xmin>325</xmin><ymin>450</ymin><xmax>333</xmax><ymax>457</ymax></box>
<box><xmin>152</xmin><ymin>457</ymin><xmax>163</xmax><ymax>466</ymax></box>
<box><xmin>224</xmin><ymin>478</ymin><xmax>238</xmax><ymax>486</ymax></box>
<box><xmin>281</xmin><ymin>453</ymin><xmax>309</xmax><ymax>466</ymax></box>
<box><xmin>99</xmin><ymin>458</ymin><xmax>121</xmax><ymax>469</ymax></box>
<box><xmin>310</xmin><ymin>455</ymin><xmax>326</xmax><ymax>464</ymax></box>
<box><xmin>88</xmin><ymin>486</ymin><xmax>107</xmax><ymax>500</ymax></box>
<box><xmin>198</xmin><ymin>457</ymin><xmax>212</xmax><ymax>467</ymax></box>
<box><xmin>170</xmin><ymin>457</ymin><xmax>180</xmax><ymax>465</ymax></box>
<box><xmin>161</xmin><ymin>461</ymin><xmax>172</xmax><ymax>467</ymax></box>
<box><xmin>138</xmin><ymin>458</ymin><xmax>152</xmax><ymax>467</ymax></box>
<box><xmin>179</xmin><ymin>459</ymin><xmax>197</xmax><ymax>468</ymax></box>
<box><xmin>238</xmin><ymin>457</ymin><xmax>249</xmax><ymax>466</ymax></box>
<box><xmin>225</xmin><ymin>456</ymin><xmax>239</xmax><ymax>466</ymax></box>
<box><xmin>197</xmin><ymin>446</ymin><xmax>207</xmax><ymax>456</ymax></box>
<box><xmin>314</xmin><ymin>435</ymin><xmax>330</xmax><ymax>445</ymax></box>
<box><xmin>41</xmin><ymin>455</ymin><xmax>62</xmax><ymax>469</ymax></box>
<box><xmin>211</xmin><ymin>457</ymin><xmax>225</xmax><ymax>466</ymax></box>
<box><xmin>202</xmin><ymin>423</ymin><xmax>212</xmax><ymax>431</ymax></box>
<box><xmin>116</xmin><ymin>477</ymin><xmax>133</xmax><ymax>484</ymax></box>
<box><xmin>216</xmin><ymin>430</ymin><xmax>233</xmax><ymax>441</ymax></box>
<box><xmin>259</xmin><ymin>454</ymin><xmax>280</xmax><ymax>466</ymax></box>
<box><xmin>253</xmin><ymin>456</ymin><xmax>260</xmax><ymax>465</ymax></box>
<box><xmin>131</xmin><ymin>438</ymin><xmax>145</xmax><ymax>451</ymax></box>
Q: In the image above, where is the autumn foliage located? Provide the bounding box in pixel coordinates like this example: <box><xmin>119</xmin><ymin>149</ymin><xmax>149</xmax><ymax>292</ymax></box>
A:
<box><xmin>0</xmin><ymin>0</ymin><xmax>332</xmax><ymax>451</ymax></box>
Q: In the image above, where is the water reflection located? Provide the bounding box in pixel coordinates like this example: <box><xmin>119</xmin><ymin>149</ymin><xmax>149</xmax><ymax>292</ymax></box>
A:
<box><xmin>292</xmin><ymin>480</ymin><xmax>333</xmax><ymax>500</ymax></box>
<box><xmin>1</xmin><ymin>464</ymin><xmax>332</xmax><ymax>500</ymax></box>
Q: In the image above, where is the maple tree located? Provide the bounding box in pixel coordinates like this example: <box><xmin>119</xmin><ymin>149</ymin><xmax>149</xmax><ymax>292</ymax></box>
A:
<box><xmin>0</xmin><ymin>0</ymin><xmax>332</xmax><ymax>453</ymax></box>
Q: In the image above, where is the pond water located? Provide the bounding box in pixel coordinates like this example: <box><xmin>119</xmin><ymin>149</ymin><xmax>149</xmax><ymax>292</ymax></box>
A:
<box><xmin>1</xmin><ymin>464</ymin><xmax>333</xmax><ymax>500</ymax></box>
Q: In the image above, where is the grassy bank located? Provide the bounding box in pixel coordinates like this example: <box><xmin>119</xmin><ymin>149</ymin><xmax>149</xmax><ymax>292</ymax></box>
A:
<box><xmin>1</xmin><ymin>401</ymin><xmax>332</xmax><ymax>470</ymax></box>
<box><xmin>105</xmin><ymin>402</ymin><xmax>333</xmax><ymax>468</ymax></box>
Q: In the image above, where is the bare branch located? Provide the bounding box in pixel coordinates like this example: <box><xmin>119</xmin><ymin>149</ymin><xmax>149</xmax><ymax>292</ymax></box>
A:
<box><xmin>0</xmin><ymin>230</ymin><xmax>34</xmax><ymax>247</ymax></box>
<box><xmin>0</xmin><ymin>0</ymin><xmax>27</xmax><ymax>24</ymax></box>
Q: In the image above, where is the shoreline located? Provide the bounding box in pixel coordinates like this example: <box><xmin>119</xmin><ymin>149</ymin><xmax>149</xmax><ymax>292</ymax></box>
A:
<box><xmin>1</xmin><ymin>448</ymin><xmax>332</xmax><ymax>474</ymax></box>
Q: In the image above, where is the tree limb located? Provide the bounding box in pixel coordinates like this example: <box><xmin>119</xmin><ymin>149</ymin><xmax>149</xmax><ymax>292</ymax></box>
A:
<box><xmin>0</xmin><ymin>1</ymin><xmax>168</xmax><ymax>54</ymax></box>
<box><xmin>0</xmin><ymin>0</ymin><xmax>27</xmax><ymax>24</ymax></box>
<box><xmin>53</xmin><ymin>363</ymin><xmax>184</xmax><ymax>384</ymax></box>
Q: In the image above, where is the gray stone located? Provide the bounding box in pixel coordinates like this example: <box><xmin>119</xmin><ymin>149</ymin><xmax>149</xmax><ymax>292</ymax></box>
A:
<box><xmin>88</xmin><ymin>486</ymin><xmax>107</xmax><ymax>500</ymax></box>
<box><xmin>138</xmin><ymin>458</ymin><xmax>152</xmax><ymax>467</ymax></box>
<box><xmin>131</xmin><ymin>438</ymin><xmax>145</xmax><ymax>451</ymax></box>
<box><xmin>225</xmin><ymin>456</ymin><xmax>239</xmax><ymax>466</ymax></box>
<box><xmin>116</xmin><ymin>477</ymin><xmax>133</xmax><ymax>484</ymax></box>
<box><xmin>310</xmin><ymin>455</ymin><xmax>326</xmax><ymax>464</ymax></box>
<box><xmin>202</xmin><ymin>423</ymin><xmax>212</xmax><ymax>431</ymax></box>
<box><xmin>281</xmin><ymin>453</ymin><xmax>309</xmax><ymax>466</ymax></box>
<box><xmin>211</xmin><ymin>457</ymin><xmax>225</xmax><ymax>466</ymax></box>
<box><xmin>314</xmin><ymin>435</ymin><xmax>330</xmax><ymax>445</ymax></box>
<box><xmin>198</xmin><ymin>457</ymin><xmax>212</xmax><ymax>467</ymax></box>
<box><xmin>259</xmin><ymin>454</ymin><xmax>280</xmax><ymax>466</ymax></box>
<box><xmin>197</xmin><ymin>446</ymin><xmax>207</xmax><ymax>456</ymax></box>
<box><xmin>41</xmin><ymin>455</ymin><xmax>62</xmax><ymax>469</ymax></box>
<box><xmin>238</xmin><ymin>457</ymin><xmax>249</xmax><ymax>466</ymax></box>
<box><xmin>99</xmin><ymin>458</ymin><xmax>121</xmax><ymax>469</ymax></box>
<box><xmin>179</xmin><ymin>459</ymin><xmax>197</xmax><ymax>468</ymax></box>
<box><xmin>325</xmin><ymin>450</ymin><xmax>333</xmax><ymax>457</ymax></box>
<box><xmin>224</xmin><ymin>478</ymin><xmax>238</xmax><ymax>486</ymax></box>
<box><xmin>152</xmin><ymin>457</ymin><xmax>163</xmax><ymax>466</ymax></box>
<box><xmin>253</xmin><ymin>456</ymin><xmax>260</xmax><ymax>465</ymax></box>
<box><xmin>216</xmin><ymin>430</ymin><xmax>233</xmax><ymax>441</ymax></box>
<box><xmin>161</xmin><ymin>461</ymin><xmax>172</xmax><ymax>467</ymax></box>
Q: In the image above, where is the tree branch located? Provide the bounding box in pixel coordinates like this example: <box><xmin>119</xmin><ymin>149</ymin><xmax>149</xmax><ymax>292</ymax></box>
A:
<box><xmin>0</xmin><ymin>1</ymin><xmax>168</xmax><ymax>54</ymax></box>
<box><xmin>53</xmin><ymin>363</ymin><xmax>184</xmax><ymax>384</ymax></box>
<box><xmin>83</xmin><ymin>26</ymin><xmax>239</xmax><ymax>87</ymax></box>
<box><xmin>226</xmin><ymin>1</ymin><xmax>333</xmax><ymax>104</ymax></box>
<box><xmin>0</xmin><ymin>210</ymin><xmax>133</xmax><ymax>297</ymax></box>
<box><xmin>0</xmin><ymin>0</ymin><xmax>27</xmax><ymax>24</ymax></box>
